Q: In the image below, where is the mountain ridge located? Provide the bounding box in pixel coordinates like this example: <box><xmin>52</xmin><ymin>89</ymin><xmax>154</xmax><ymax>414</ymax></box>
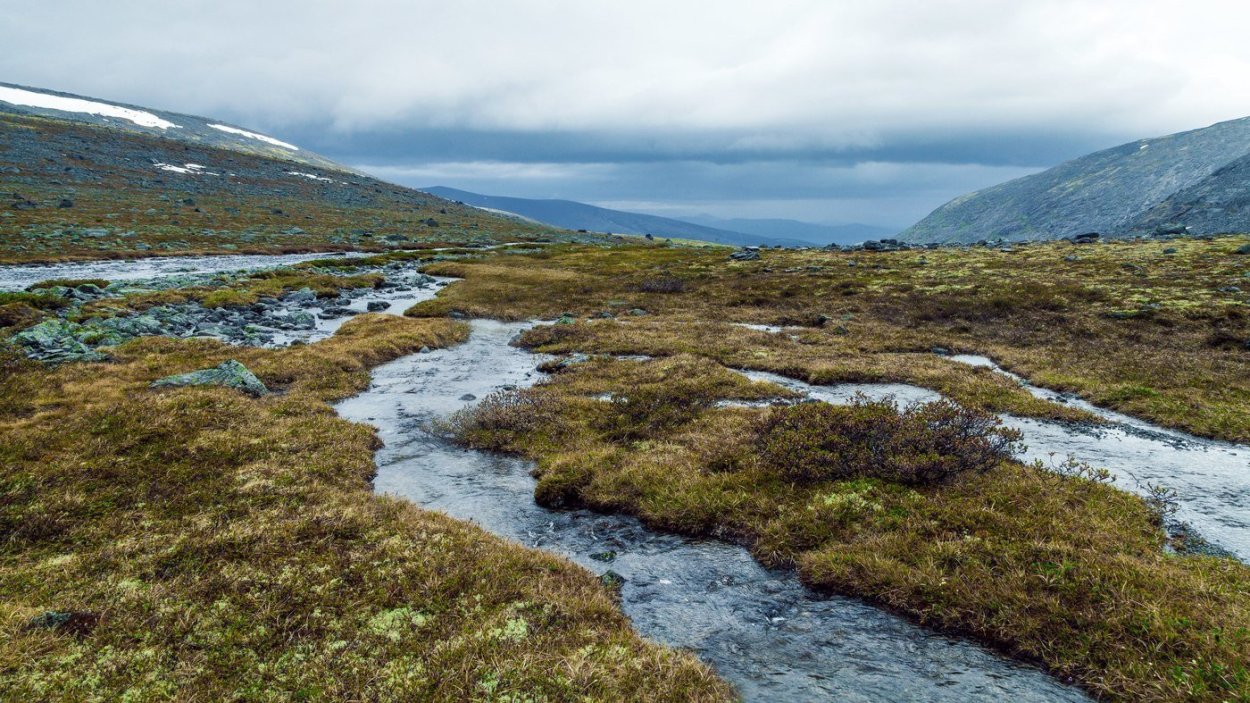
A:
<box><xmin>423</xmin><ymin>187</ymin><xmax>814</xmax><ymax>247</ymax></box>
<box><xmin>900</xmin><ymin>116</ymin><xmax>1250</xmax><ymax>243</ymax></box>
<box><xmin>0</xmin><ymin>82</ymin><xmax>350</xmax><ymax>174</ymax></box>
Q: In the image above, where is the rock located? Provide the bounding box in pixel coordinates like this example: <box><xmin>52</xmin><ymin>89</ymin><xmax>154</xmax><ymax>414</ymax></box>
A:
<box><xmin>1071</xmin><ymin>232</ymin><xmax>1100</xmax><ymax>244</ymax></box>
<box><xmin>366</xmin><ymin>301</ymin><xmax>391</xmax><ymax>312</ymax></box>
<box><xmin>1235</xmin><ymin>244</ymin><xmax>1250</xmax><ymax>255</ymax></box>
<box><xmin>57</xmin><ymin>198</ymin><xmax>74</xmax><ymax>208</ymax></box>
<box><xmin>627</xmin><ymin>308</ymin><xmax>648</xmax><ymax>316</ymax></box>
<box><xmin>545</xmin><ymin>353</ymin><xmax>590</xmax><ymax>372</ymax></box>
<box><xmin>11</xmin><ymin>319</ymin><xmax>107</xmax><ymax>363</ymax></box>
<box><xmin>459</xmin><ymin>393</ymin><xmax>477</xmax><ymax>401</ymax></box>
<box><xmin>1218</xmin><ymin>286</ymin><xmax>1242</xmax><ymax>293</ymax></box>
<box><xmin>729</xmin><ymin>247</ymin><xmax>760</xmax><ymax>261</ymax></box>
<box><xmin>556</xmin><ymin>313</ymin><xmax>577</xmax><ymax>325</ymax></box>
<box><xmin>151</xmin><ymin>360</ymin><xmax>269</xmax><ymax>397</ymax></box>
<box><xmin>317</xmin><ymin>306</ymin><xmax>356</xmax><ymax>319</ymax></box>
<box><xmin>590</xmin><ymin>550</ymin><xmax>617</xmax><ymax>563</ymax></box>
<box><xmin>419</xmin><ymin>346</ymin><xmax>431</xmax><ymax>354</ymax></box>
<box><xmin>1154</xmin><ymin>224</ymin><xmax>1190</xmax><ymax>236</ymax></box>
<box><xmin>286</xmin><ymin>287</ymin><xmax>317</xmax><ymax>303</ymax></box>
<box><xmin>1163</xmin><ymin>247</ymin><xmax>1178</xmax><ymax>254</ymax></box>
<box><xmin>932</xmin><ymin>346</ymin><xmax>952</xmax><ymax>356</ymax></box>
<box><xmin>283</xmin><ymin>227</ymin><xmax>306</xmax><ymax>235</ymax></box>
<box><xmin>24</xmin><ymin>611</ymin><xmax>100</xmax><ymax>637</ymax></box>
<box><xmin>600</xmin><ymin>570</ymin><xmax>626</xmax><ymax>592</ymax></box>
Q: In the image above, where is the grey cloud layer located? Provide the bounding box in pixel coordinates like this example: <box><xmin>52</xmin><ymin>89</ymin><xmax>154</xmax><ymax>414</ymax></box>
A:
<box><xmin>2</xmin><ymin>0</ymin><xmax>1246</xmax><ymax>226</ymax></box>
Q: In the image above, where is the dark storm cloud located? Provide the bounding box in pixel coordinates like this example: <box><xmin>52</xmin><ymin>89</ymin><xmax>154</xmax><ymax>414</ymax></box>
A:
<box><xmin>2</xmin><ymin>0</ymin><xmax>1247</xmax><ymax>227</ymax></box>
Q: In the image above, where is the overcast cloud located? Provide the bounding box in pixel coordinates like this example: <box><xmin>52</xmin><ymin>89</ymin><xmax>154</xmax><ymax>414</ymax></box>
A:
<box><xmin>3</xmin><ymin>0</ymin><xmax>1248</xmax><ymax>228</ymax></box>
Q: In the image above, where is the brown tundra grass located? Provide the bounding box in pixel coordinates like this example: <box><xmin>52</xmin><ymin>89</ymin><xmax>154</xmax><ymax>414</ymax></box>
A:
<box><xmin>0</xmin><ymin>314</ymin><xmax>732</xmax><ymax>702</ymax></box>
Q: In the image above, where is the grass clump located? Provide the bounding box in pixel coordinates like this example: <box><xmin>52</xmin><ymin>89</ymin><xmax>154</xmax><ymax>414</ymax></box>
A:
<box><xmin>24</xmin><ymin>278</ymin><xmax>111</xmax><ymax>291</ymax></box>
<box><xmin>753</xmin><ymin>398</ymin><xmax>1021</xmax><ymax>485</ymax></box>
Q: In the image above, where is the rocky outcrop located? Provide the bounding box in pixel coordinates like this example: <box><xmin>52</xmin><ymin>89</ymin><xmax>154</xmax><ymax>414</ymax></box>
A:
<box><xmin>151</xmin><ymin>360</ymin><xmax>269</xmax><ymax>396</ymax></box>
<box><xmin>900</xmin><ymin>116</ymin><xmax>1250</xmax><ymax>243</ymax></box>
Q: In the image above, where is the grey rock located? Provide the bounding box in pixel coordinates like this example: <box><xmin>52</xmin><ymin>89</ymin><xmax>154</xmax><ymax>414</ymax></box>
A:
<box><xmin>729</xmin><ymin>247</ymin><xmax>761</xmax><ymax>261</ymax></box>
<box><xmin>11</xmin><ymin>319</ymin><xmax>107</xmax><ymax>363</ymax></box>
<box><xmin>366</xmin><ymin>300</ymin><xmax>391</xmax><ymax>311</ymax></box>
<box><xmin>287</xmin><ymin>287</ymin><xmax>317</xmax><ymax>303</ymax></box>
<box><xmin>151</xmin><ymin>360</ymin><xmax>269</xmax><ymax>397</ymax></box>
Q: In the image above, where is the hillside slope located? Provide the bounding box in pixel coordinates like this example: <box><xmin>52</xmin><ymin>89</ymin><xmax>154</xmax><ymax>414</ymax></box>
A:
<box><xmin>900</xmin><ymin>116</ymin><xmax>1250</xmax><ymax>243</ymax></box>
<box><xmin>424</xmin><ymin>186</ymin><xmax>812</xmax><ymax>247</ymax></box>
<box><xmin>0</xmin><ymin>85</ymin><xmax>600</xmax><ymax>263</ymax></box>
<box><xmin>683</xmin><ymin>215</ymin><xmax>893</xmax><ymax>246</ymax></box>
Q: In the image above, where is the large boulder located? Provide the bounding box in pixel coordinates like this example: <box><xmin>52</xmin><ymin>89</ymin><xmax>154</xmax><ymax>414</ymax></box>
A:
<box><xmin>151</xmin><ymin>360</ymin><xmax>269</xmax><ymax>397</ymax></box>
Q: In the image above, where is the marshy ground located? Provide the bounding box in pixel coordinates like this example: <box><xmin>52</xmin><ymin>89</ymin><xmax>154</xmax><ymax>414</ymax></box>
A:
<box><xmin>2</xmin><ymin>234</ymin><xmax>1249</xmax><ymax>701</ymax></box>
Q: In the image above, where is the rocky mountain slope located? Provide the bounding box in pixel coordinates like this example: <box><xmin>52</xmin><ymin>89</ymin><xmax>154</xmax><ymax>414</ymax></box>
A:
<box><xmin>0</xmin><ymin>84</ymin><xmax>599</xmax><ymax>263</ymax></box>
<box><xmin>682</xmin><ymin>215</ymin><xmax>893</xmax><ymax>246</ymax></box>
<box><xmin>424</xmin><ymin>186</ymin><xmax>812</xmax><ymax>247</ymax></box>
<box><xmin>900</xmin><ymin>116</ymin><xmax>1250</xmax><ymax>243</ymax></box>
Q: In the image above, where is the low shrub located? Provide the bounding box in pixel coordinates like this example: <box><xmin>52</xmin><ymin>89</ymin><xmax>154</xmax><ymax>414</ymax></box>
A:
<box><xmin>638</xmin><ymin>276</ymin><xmax>687</xmax><ymax>294</ymax></box>
<box><xmin>444</xmin><ymin>388</ymin><xmax>562</xmax><ymax>451</ymax></box>
<box><xmin>753</xmin><ymin>397</ymin><xmax>1021</xmax><ymax>485</ymax></box>
<box><xmin>595</xmin><ymin>383</ymin><xmax>717</xmax><ymax>441</ymax></box>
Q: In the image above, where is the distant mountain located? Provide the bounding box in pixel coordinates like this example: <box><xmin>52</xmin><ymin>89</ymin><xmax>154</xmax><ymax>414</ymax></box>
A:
<box><xmin>682</xmin><ymin>215</ymin><xmax>892</xmax><ymax>246</ymax></box>
<box><xmin>423</xmin><ymin>187</ymin><xmax>812</xmax><ymax>247</ymax></box>
<box><xmin>0</xmin><ymin>82</ymin><xmax>348</xmax><ymax>173</ymax></box>
<box><xmin>899</xmin><ymin>116</ymin><xmax>1250</xmax><ymax>243</ymax></box>
<box><xmin>0</xmin><ymin>84</ymin><xmax>593</xmax><ymax>263</ymax></box>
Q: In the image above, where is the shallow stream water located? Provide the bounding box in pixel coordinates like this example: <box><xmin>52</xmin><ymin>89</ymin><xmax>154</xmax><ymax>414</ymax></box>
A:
<box><xmin>0</xmin><ymin>251</ymin><xmax>367</xmax><ymax>291</ymax></box>
<box><xmin>739</xmin><ymin>353</ymin><xmax>1250</xmax><ymax>560</ymax></box>
<box><xmin>336</xmin><ymin>320</ymin><xmax>1089</xmax><ymax>702</ymax></box>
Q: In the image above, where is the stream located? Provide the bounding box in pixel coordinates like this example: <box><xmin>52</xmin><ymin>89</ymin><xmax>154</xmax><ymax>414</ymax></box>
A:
<box><xmin>335</xmin><ymin>320</ymin><xmax>1090</xmax><ymax>701</ymax></box>
<box><xmin>0</xmin><ymin>251</ymin><xmax>367</xmax><ymax>291</ymax></box>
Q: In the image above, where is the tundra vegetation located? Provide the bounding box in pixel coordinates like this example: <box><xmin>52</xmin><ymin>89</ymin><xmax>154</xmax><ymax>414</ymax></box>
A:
<box><xmin>0</xmin><ymin>311</ymin><xmax>731</xmax><ymax>701</ymax></box>
<box><xmin>3</xmin><ymin>232</ymin><xmax>1250</xmax><ymax>701</ymax></box>
<box><xmin>417</xmin><ymin>235</ymin><xmax>1250</xmax><ymax>702</ymax></box>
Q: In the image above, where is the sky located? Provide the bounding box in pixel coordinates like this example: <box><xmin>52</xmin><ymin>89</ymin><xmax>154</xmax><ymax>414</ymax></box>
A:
<box><xmin>3</xmin><ymin>0</ymin><xmax>1249</xmax><ymax>230</ymax></box>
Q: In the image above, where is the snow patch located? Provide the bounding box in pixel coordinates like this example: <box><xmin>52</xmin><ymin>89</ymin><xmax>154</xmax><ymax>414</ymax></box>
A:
<box><xmin>287</xmin><ymin>171</ymin><xmax>333</xmax><ymax>182</ymax></box>
<box><xmin>154</xmin><ymin>162</ymin><xmax>218</xmax><ymax>175</ymax></box>
<box><xmin>209</xmin><ymin>124</ymin><xmax>299</xmax><ymax>150</ymax></box>
<box><xmin>0</xmin><ymin>85</ymin><xmax>179</xmax><ymax>130</ymax></box>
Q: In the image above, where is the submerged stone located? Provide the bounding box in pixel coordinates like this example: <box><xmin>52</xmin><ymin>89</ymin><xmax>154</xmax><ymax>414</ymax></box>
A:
<box><xmin>151</xmin><ymin>360</ymin><xmax>270</xmax><ymax>397</ymax></box>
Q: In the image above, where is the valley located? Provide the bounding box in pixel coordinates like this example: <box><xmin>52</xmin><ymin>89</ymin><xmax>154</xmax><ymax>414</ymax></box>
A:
<box><xmin>2</xmin><ymin>81</ymin><xmax>1249</xmax><ymax>703</ymax></box>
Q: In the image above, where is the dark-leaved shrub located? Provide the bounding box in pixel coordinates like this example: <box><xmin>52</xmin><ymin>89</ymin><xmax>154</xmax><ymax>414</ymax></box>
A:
<box><xmin>754</xmin><ymin>397</ymin><xmax>1021</xmax><ymax>486</ymax></box>
<box><xmin>638</xmin><ymin>277</ymin><xmax>687</xmax><ymax>294</ymax></box>
<box><xmin>596</xmin><ymin>382</ymin><xmax>718</xmax><ymax>441</ymax></box>
<box><xmin>444</xmin><ymin>388</ymin><xmax>560</xmax><ymax>451</ymax></box>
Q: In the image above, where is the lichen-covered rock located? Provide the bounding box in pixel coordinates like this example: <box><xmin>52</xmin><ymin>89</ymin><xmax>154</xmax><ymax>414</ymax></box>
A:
<box><xmin>151</xmin><ymin>360</ymin><xmax>269</xmax><ymax>396</ymax></box>
<box><xmin>10</xmin><ymin>319</ymin><xmax>107</xmax><ymax>362</ymax></box>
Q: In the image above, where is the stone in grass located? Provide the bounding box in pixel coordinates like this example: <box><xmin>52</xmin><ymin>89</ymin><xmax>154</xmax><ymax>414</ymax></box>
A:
<box><xmin>24</xmin><ymin>610</ymin><xmax>100</xmax><ymax>637</ymax></box>
<box><xmin>151</xmin><ymin>360</ymin><xmax>269</xmax><ymax>397</ymax></box>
